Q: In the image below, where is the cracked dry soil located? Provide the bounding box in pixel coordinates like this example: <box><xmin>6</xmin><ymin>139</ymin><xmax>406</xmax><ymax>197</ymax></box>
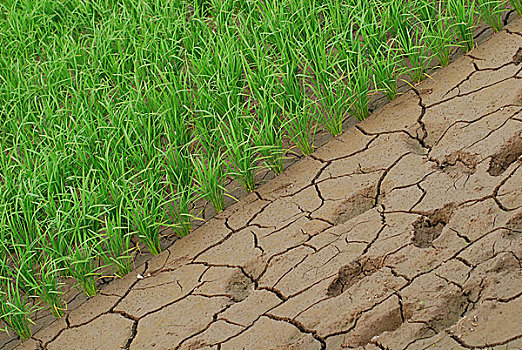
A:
<box><xmin>3</xmin><ymin>17</ymin><xmax>522</xmax><ymax>350</ymax></box>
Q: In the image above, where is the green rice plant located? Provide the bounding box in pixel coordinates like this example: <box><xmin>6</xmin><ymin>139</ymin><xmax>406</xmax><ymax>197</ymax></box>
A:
<box><xmin>447</xmin><ymin>0</ymin><xmax>477</xmax><ymax>52</ymax></box>
<box><xmin>125</xmin><ymin>178</ymin><xmax>164</xmax><ymax>256</ymax></box>
<box><xmin>511</xmin><ymin>0</ymin><xmax>522</xmax><ymax>15</ymax></box>
<box><xmin>0</xmin><ymin>275</ymin><xmax>37</xmax><ymax>341</ymax></box>
<box><xmin>65</xmin><ymin>237</ymin><xmax>104</xmax><ymax>298</ymax></box>
<box><xmin>15</xmin><ymin>249</ymin><xmax>65</xmax><ymax>319</ymax></box>
<box><xmin>278</xmin><ymin>55</ymin><xmax>317</xmax><ymax>156</ymax></box>
<box><xmin>240</xmin><ymin>39</ymin><xmax>286</xmax><ymax>173</ymax></box>
<box><xmin>191</xmin><ymin>152</ymin><xmax>227</xmax><ymax>213</ymax></box>
<box><xmin>384</xmin><ymin>0</ymin><xmax>412</xmax><ymax>36</ymax></box>
<box><xmin>219</xmin><ymin>111</ymin><xmax>259</xmax><ymax>192</ymax></box>
<box><xmin>476</xmin><ymin>0</ymin><xmax>507</xmax><ymax>32</ymax></box>
<box><xmin>358</xmin><ymin>8</ymin><xmax>403</xmax><ymax>101</ymax></box>
<box><xmin>411</xmin><ymin>0</ymin><xmax>438</xmax><ymax>25</ymax></box>
<box><xmin>32</xmin><ymin>255</ymin><xmax>66</xmax><ymax>318</ymax></box>
<box><xmin>341</xmin><ymin>40</ymin><xmax>373</xmax><ymax>121</ymax></box>
<box><xmin>253</xmin><ymin>108</ymin><xmax>286</xmax><ymax>175</ymax></box>
<box><xmin>164</xmin><ymin>147</ymin><xmax>195</xmax><ymax>237</ymax></box>
<box><xmin>163</xmin><ymin>181</ymin><xmax>195</xmax><ymax>238</ymax></box>
<box><xmin>282</xmin><ymin>100</ymin><xmax>318</xmax><ymax>156</ymax></box>
<box><xmin>301</xmin><ymin>30</ymin><xmax>351</xmax><ymax>136</ymax></box>
<box><xmin>369</xmin><ymin>41</ymin><xmax>403</xmax><ymax>100</ymax></box>
<box><xmin>397</xmin><ymin>27</ymin><xmax>434</xmax><ymax>83</ymax></box>
<box><xmin>424</xmin><ymin>10</ymin><xmax>457</xmax><ymax>67</ymax></box>
<box><xmin>100</xmin><ymin>200</ymin><xmax>135</xmax><ymax>278</ymax></box>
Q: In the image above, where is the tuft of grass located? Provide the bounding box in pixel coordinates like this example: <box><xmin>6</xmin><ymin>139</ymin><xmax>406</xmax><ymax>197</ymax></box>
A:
<box><xmin>448</xmin><ymin>0</ymin><xmax>477</xmax><ymax>52</ymax></box>
<box><xmin>191</xmin><ymin>152</ymin><xmax>227</xmax><ymax>213</ymax></box>
<box><xmin>476</xmin><ymin>0</ymin><xmax>507</xmax><ymax>32</ymax></box>
<box><xmin>511</xmin><ymin>0</ymin><xmax>522</xmax><ymax>15</ymax></box>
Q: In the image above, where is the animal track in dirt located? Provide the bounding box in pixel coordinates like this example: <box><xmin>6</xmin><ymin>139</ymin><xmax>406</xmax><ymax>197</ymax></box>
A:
<box><xmin>327</xmin><ymin>256</ymin><xmax>384</xmax><ymax>297</ymax></box>
<box><xmin>226</xmin><ymin>271</ymin><xmax>253</xmax><ymax>302</ymax></box>
<box><xmin>488</xmin><ymin>131</ymin><xmax>522</xmax><ymax>176</ymax></box>
<box><xmin>438</xmin><ymin>150</ymin><xmax>479</xmax><ymax>174</ymax></box>
<box><xmin>430</xmin><ymin>292</ymin><xmax>470</xmax><ymax>331</ymax></box>
<box><xmin>412</xmin><ymin>204</ymin><xmax>456</xmax><ymax>248</ymax></box>
<box><xmin>514</xmin><ymin>47</ymin><xmax>522</xmax><ymax>65</ymax></box>
<box><xmin>504</xmin><ymin>210</ymin><xmax>522</xmax><ymax>238</ymax></box>
<box><xmin>331</xmin><ymin>187</ymin><xmax>377</xmax><ymax>226</ymax></box>
<box><xmin>342</xmin><ymin>296</ymin><xmax>410</xmax><ymax>348</ymax></box>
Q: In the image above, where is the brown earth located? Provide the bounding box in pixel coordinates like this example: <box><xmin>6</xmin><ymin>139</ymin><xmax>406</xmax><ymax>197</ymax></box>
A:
<box><xmin>3</xmin><ymin>17</ymin><xmax>522</xmax><ymax>350</ymax></box>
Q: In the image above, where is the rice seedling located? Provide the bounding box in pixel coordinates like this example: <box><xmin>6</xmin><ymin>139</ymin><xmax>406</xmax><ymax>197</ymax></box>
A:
<box><xmin>191</xmin><ymin>152</ymin><xmax>227</xmax><ymax>212</ymax></box>
<box><xmin>65</xmin><ymin>237</ymin><xmax>104</xmax><ymax>298</ymax></box>
<box><xmin>369</xmin><ymin>42</ymin><xmax>403</xmax><ymax>100</ymax></box>
<box><xmin>511</xmin><ymin>0</ymin><xmax>522</xmax><ymax>15</ymax></box>
<box><xmin>476</xmin><ymin>0</ymin><xmax>507</xmax><ymax>32</ymax></box>
<box><xmin>447</xmin><ymin>0</ymin><xmax>477</xmax><ymax>52</ymax></box>
<box><xmin>423</xmin><ymin>10</ymin><xmax>457</xmax><ymax>67</ymax></box>
<box><xmin>397</xmin><ymin>25</ymin><xmax>434</xmax><ymax>83</ymax></box>
<box><xmin>241</xmin><ymin>42</ymin><xmax>286</xmax><ymax>173</ymax></box>
<box><xmin>0</xmin><ymin>275</ymin><xmax>37</xmax><ymax>340</ymax></box>
<box><xmin>163</xmin><ymin>181</ymin><xmax>196</xmax><ymax>237</ymax></box>
<box><xmin>100</xmin><ymin>200</ymin><xmax>135</xmax><ymax>278</ymax></box>
<box><xmin>219</xmin><ymin>111</ymin><xmax>259</xmax><ymax>192</ymax></box>
<box><xmin>125</xmin><ymin>175</ymin><xmax>165</xmax><ymax>257</ymax></box>
<box><xmin>278</xmin><ymin>59</ymin><xmax>318</xmax><ymax>156</ymax></box>
<box><xmin>302</xmin><ymin>33</ymin><xmax>350</xmax><ymax>136</ymax></box>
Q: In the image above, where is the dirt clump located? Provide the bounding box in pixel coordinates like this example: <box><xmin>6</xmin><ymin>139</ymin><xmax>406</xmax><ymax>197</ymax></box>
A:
<box><xmin>504</xmin><ymin>210</ymin><xmax>522</xmax><ymax>236</ymax></box>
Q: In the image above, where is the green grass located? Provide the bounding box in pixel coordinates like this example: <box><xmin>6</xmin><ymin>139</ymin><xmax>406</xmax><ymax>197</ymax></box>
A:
<box><xmin>0</xmin><ymin>0</ymin><xmax>512</xmax><ymax>340</ymax></box>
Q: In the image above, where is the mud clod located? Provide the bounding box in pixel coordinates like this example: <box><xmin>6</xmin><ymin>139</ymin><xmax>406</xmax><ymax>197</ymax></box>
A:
<box><xmin>488</xmin><ymin>132</ymin><xmax>522</xmax><ymax>176</ymax></box>
<box><xmin>413</xmin><ymin>205</ymin><xmax>455</xmax><ymax>248</ymax></box>
<box><xmin>343</xmin><ymin>302</ymin><xmax>405</xmax><ymax>347</ymax></box>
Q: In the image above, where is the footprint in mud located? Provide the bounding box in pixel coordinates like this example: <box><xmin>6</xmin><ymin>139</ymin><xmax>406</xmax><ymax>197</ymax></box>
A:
<box><xmin>332</xmin><ymin>187</ymin><xmax>377</xmax><ymax>225</ymax></box>
<box><xmin>226</xmin><ymin>270</ymin><xmax>253</xmax><ymax>302</ymax></box>
<box><xmin>488</xmin><ymin>132</ymin><xmax>522</xmax><ymax>176</ymax></box>
<box><xmin>439</xmin><ymin>151</ymin><xmax>479</xmax><ymax>175</ymax></box>
<box><xmin>412</xmin><ymin>204</ymin><xmax>455</xmax><ymax>248</ymax></box>
<box><xmin>513</xmin><ymin>47</ymin><xmax>522</xmax><ymax>65</ymax></box>
<box><xmin>504</xmin><ymin>210</ymin><xmax>522</xmax><ymax>239</ymax></box>
<box><xmin>327</xmin><ymin>257</ymin><xmax>384</xmax><ymax>297</ymax></box>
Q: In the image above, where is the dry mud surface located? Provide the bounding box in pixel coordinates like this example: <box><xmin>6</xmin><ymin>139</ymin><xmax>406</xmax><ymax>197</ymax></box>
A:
<box><xmin>4</xmin><ymin>19</ymin><xmax>522</xmax><ymax>350</ymax></box>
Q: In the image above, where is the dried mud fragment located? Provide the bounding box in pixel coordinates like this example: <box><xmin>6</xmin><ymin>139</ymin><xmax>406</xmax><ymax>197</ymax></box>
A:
<box><xmin>504</xmin><ymin>209</ymin><xmax>522</xmax><ymax>238</ymax></box>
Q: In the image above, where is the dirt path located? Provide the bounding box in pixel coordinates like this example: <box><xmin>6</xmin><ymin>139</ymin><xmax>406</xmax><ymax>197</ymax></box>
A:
<box><xmin>6</xmin><ymin>18</ymin><xmax>522</xmax><ymax>350</ymax></box>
